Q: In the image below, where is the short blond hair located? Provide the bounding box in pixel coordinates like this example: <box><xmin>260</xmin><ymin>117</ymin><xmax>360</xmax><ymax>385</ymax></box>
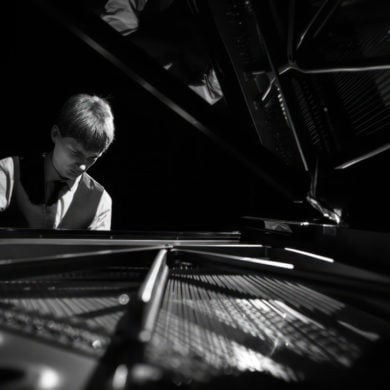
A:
<box><xmin>56</xmin><ymin>94</ymin><xmax>115</xmax><ymax>152</ymax></box>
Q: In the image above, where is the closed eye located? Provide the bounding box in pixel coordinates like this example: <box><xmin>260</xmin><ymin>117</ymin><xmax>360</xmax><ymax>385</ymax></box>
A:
<box><xmin>68</xmin><ymin>147</ymin><xmax>99</xmax><ymax>162</ymax></box>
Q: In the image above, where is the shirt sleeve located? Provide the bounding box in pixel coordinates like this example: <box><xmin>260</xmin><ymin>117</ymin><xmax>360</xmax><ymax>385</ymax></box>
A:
<box><xmin>0</xmin><ymin>157</ymin><xmax>15</xmax><ymax>212</ymax></box>
<box><xmin>89</xmin><ymin>190</ymin><xmax>112</xmax><ymax>230</ymax></box>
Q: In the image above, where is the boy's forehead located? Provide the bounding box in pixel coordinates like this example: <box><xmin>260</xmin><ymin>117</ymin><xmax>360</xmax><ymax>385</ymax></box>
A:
<box><xmin>65</xmin><ymin>137</ymin><xmax>103</xmax><ymax>157</ymax></box>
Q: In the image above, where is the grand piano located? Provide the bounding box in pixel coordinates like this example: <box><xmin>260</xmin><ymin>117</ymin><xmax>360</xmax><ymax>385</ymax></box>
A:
<box><xmin>2</xmin><ymin>0</ymin><xmax>390</xmax><ymax>389</ymax></box>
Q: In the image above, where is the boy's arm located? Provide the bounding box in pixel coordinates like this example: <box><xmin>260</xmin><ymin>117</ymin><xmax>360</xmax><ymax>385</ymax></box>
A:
<box><xmin>88</xmin><ymin>190</ymin><xmax>112</xmax><ymax>230</ymax></box>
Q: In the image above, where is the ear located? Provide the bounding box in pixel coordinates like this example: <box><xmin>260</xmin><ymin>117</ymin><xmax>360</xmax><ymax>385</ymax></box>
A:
<box><xmin>51</xmin><ymin>125</ymin><xmax>61</xmax><ymax>143</ymax></box>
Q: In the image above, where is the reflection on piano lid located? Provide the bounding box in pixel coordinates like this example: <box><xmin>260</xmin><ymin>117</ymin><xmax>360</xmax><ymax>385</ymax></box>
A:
<box><xmin>26</xmin><ymin>0</ymin><xmax>390</xmax><ymax>228</ymax></box>
<box><xmin>194</xmin><ymin>0</ymin><xmax>390</xmax><ymax>225</ymax></box>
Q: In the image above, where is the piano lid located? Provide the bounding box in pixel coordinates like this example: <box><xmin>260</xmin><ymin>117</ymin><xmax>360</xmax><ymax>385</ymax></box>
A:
<box><xmin>8</xmin><ymin>0</ymin><xmax>390</xmax><ymax>230</ymax></box>
<box><xmin>191</xmin><ymin>0</ymin><xmax>390</xmax><ymax>225</ymax></box>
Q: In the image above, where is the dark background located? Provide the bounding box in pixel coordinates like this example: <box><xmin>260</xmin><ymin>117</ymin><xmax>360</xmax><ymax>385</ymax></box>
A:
<box><xmin>4</xmin><ymin>1</ymin><xmax>296</xmax><ymax>231</ymax></box>
<box><xmin>5</xmin><ymin>1</ymin><xmax>389</xmax><ymax>232</ymax></box>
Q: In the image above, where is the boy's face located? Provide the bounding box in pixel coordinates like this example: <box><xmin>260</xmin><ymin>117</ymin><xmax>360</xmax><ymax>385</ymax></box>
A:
<box><xmin>51</xmin><ymin>126</ymin><xmax>103</xmax><ymax>180</ymax></box>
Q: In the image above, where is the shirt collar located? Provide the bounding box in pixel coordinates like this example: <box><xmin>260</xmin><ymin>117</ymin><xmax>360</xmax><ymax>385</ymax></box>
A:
<box><xmin>44</xmin><ymin>152</ymin><xmax>81</xmax><ymax>191</ymax></box>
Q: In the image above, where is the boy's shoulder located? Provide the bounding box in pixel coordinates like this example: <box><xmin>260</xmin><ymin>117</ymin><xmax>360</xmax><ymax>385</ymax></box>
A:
<box><xmin>0</xmin><ymin>156</ymin><xmax>15</xmax><ymax>168</ymax></box>
<box><xmin>0</xmin><ymin>156</ymin><xmax>20</xmax><ymax>176</ymax></box>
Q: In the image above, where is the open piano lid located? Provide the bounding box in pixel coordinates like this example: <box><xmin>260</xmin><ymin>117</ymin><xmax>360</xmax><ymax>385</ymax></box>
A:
<box><xmin>193</xmin><ymin>0</ymin><xmax>390</xmax><ymax>227</ymax></box>
<box><xmin>30</xmin><ymin>0</ymin><xmax>390</xmax><ymax>230</ymax></box>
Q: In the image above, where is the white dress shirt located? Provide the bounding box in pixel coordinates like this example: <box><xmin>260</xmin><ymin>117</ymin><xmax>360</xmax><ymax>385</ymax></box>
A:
<box><xmin>0</xmin><ymin>154</ymin><xmax>112</xmax><ymax>230</ymax></box>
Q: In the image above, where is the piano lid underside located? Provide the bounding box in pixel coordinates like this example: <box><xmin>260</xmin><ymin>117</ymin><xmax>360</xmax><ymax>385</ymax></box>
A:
<box><xmin>6</xmin><ymin>0</ymin><xmax>390</xmax><ymax>229</ymax></box>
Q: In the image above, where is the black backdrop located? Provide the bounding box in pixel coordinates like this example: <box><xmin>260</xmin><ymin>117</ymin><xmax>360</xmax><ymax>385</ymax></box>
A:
<box><xmin>4</xmin><ymin>1</ymin><xmax>299</xmax><ymax>231</ymax></box>
<box><xmin>5</xmin><ymin>1</ymin><xmax>390</xmax><ymax>232</ymax></box>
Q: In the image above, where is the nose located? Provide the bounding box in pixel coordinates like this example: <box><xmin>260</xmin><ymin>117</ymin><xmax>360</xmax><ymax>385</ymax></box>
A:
<box><xmin>75</xmin><ymin>159</ymin><xmax>87</xmax><ymax>172</ymax></box>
